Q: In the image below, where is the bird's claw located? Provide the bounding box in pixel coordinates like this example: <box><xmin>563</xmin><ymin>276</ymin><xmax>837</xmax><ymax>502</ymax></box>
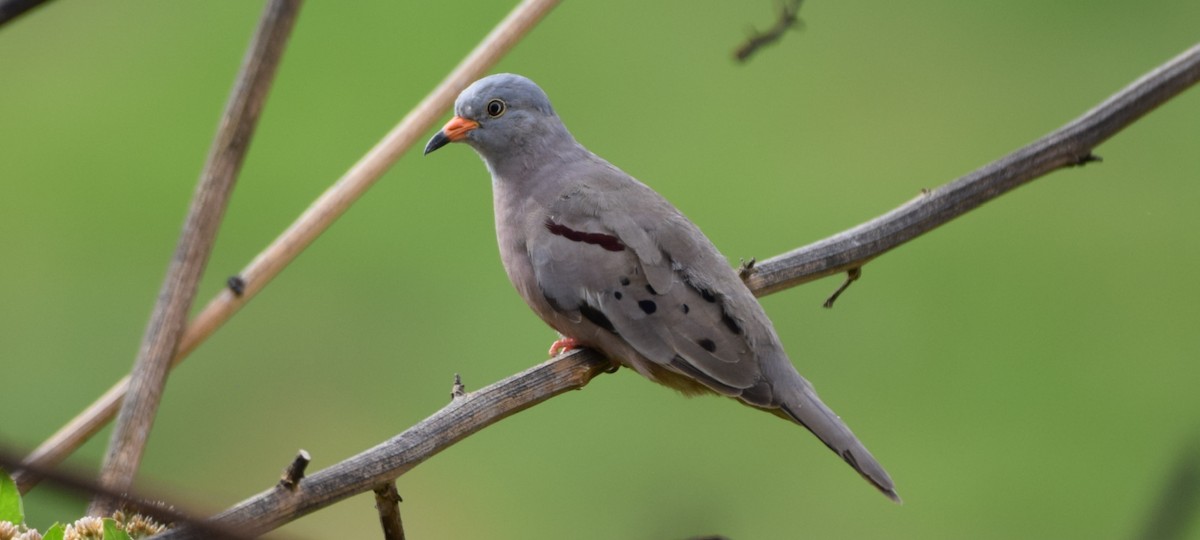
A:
<box><xmin>548</xmin><ymin>336</ymin><xmax>582</xmax><ymax>357</ymax></box>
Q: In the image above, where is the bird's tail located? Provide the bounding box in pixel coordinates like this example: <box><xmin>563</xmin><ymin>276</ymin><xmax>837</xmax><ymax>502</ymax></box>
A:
<box><xmin>776</xmin><ymin>381</ymin><xmax>900</xmax><ymax>503</ymax></box>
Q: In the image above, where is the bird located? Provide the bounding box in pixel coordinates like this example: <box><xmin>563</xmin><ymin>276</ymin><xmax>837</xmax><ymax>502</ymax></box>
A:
<box><xmin>424</xmin><ymin>73</ymin><xmax>898</xmax><ymax>501</ymax></box>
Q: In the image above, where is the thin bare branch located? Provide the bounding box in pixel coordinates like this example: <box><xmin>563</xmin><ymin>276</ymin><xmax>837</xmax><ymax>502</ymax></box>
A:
<box><xmin>153</xmin><ymin>40</ymin><xmax>1200</xmax><ymax>538</ymax></box>
<box><xmin>148</xmin><ymin>350</ymin><xmax>613</xmax><ymax>539</ymax></box>
<box><xmin>86</xmin><ymin>0</ymin><xmax>302</xmax><ymax>515</ymax></box>
<box><xmin>17</xmin><ymin>0</ymin><xmax>561</xmax><ymax>494</ymax></box>
<box><xmin>372</xmin><ymin>483</ymin><xmax>405</xmax><ymax>540</ymax></box>
<box><xmin>734</xmin><ymin>0</ymin><xmax>803</xmax><ymax>63</ymax></box>
<box><xmin>743</xmin><ymin>42</ymin><xmax>1200</xmax><ymax>297</ymax></box>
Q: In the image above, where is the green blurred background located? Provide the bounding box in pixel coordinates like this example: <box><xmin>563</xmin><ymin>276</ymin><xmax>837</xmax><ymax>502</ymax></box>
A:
<box><xmin>3</xmin><ymin>1</ymin><xmax>1199</xmax><ymax>538</ymax></box>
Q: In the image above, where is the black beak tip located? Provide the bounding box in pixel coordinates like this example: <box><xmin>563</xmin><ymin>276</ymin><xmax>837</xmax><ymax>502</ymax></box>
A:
<box><xmin>424</xmin><ymin>131</ymin><xmax>451</xmax><ymax>156</ymax></box>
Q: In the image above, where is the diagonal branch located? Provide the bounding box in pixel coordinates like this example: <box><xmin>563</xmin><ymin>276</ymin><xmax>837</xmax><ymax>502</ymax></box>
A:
<box><xmin>150</xmin><ymin>41</ymin><xmax>1200</xmax><ymax>538</ymax></box>
<box><xmin>742</xmin><ymin>41</ymin><xmax>1200</xmax><ymax>297</ymax></box>
<box><xmin>16</xmin><ymin>0</ymin><xmax>561</xmax><ymax>495</ymax></box>
<box><xmin>86</xmin><ymin>0</ymin><xmax>302</xmax><ymax>516</ymax></box>
<box><xmin>149</xmin><ymin>351</ymin><xmax>613</xmax><ymax>539</ymax></box>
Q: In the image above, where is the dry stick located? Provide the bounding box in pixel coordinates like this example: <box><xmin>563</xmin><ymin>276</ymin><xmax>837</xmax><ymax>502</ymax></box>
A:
<box><xmin>372</xmin><ymin>483</ymin><xmax>406</xmax><ymax>540</ymax></box>
<box><xmin>16</xmin><ymin>0</ymin><xmax>561</xmax><ymax>495</ymax></box>
<box><xmin>85</xmin><ymin>0</ymin><xmax>303</xmax><ymax>516</ymax></box>
<box><xmin>149</xmin><ymin>350</ymin><xmax>612</xmax><ymax>540</ymax></box>
<box><xmin>149</xmin><ymin>41</ymin><xmax>1200</xmax><ymax>539</ymax></box>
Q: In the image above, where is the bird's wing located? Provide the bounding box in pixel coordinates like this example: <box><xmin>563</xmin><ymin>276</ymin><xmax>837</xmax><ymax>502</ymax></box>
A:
<box><xmin>528</xmin><ymin>172</ymin><xmax>765</xmax><ymax>395</ymax></box>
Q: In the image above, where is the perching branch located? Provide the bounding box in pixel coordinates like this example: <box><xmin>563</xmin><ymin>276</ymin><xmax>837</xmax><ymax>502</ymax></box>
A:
<box><xmin>16</xmin><ymin>0</ymin><xmax>561</xmax><ymax>495</ymax></box>
<box><xmin>148</xmin><ymin>353</ymin><xmax>612</xmax><ymax>539</ymax></box>
<box><xmin>152</xmin><ymin>40</ymin><xmax>1200</xmax><ymax>538</ymax></box>
<box><xmin>734</xmin><ymin>0</ymin><xmax>803</xmax><ymax>63</ymax></box>
<box><xmin>86</xmin><ymin>0</ymin><xmax>302</xmax><ymax>516</ymax></box>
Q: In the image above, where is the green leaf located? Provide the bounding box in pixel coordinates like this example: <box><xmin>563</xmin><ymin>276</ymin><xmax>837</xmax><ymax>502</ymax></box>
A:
<box><xmin>0</xmin><ymin>467</ymin><xmax>24</xmax><ymax>524</ymax></box>
<box><xmin>102</xmin><ymin>518</ymin><xmax>132</xmax><ymax>540</ymax></box>
<box><xmin>42</xmin><ymin>523</ymin><xmax>66</xmax><ymax>540</ymax></box>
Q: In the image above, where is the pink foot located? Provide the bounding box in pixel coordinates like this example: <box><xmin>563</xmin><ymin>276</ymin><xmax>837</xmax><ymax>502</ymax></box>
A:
<box><xmin>548</xmin><ymin>336</ymin><xmax>582</xmax><ymax>357</ymax></box>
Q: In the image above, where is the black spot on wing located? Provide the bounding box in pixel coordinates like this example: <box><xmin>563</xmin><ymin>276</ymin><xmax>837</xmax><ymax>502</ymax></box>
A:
<box><xmin>681</xmin><ymin>303</ymin><xmax>690</xmax><ymax>314</ymax></box>
<box><xmin>638</xmin><ymin>300</ymin><xmax>657</xmax><ymax>314</ymax></box>
<box><xmin>613</xmin><ymin>291</ymin><xmax>623</xmax><ymax>300</ymax></box>
<box><xmin>698</xmin><ymin>338</ymin><xmax>716</xmax><ymax>352</ymax></box>
<box><xmin>579</xmin><ymin>303</ymin><xmax>617</xmax><ymax>334</ymax></box>
<box><xmin>721</xmin><ymin>312</ymin><xmax>743</xmax><ymax>335</ymax></box>
<box><xmin>619</xmin><ymin>276</ymin><xmax>631</xmax><ymax>286</ymax></box>
<box><xmin>545</xmin><ymin>218</ymin><xmax>626</xmax><ymax>252</ymax></box>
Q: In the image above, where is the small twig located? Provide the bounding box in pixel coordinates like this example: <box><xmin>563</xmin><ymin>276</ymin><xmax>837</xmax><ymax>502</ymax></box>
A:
<box><xmin>278</xmin><ymin>449</ymin><xmax>311</xmax><ymax>490</ymax></box>
<box><xmin>734</xmin><ymin>0</ymin><xmax>803</xmax><ymax>63</ymax></box>
<box><xmin>450</xmin><ymin>373</ymin><xmax>466</xmax><ymax>400</ymax></box>
<box><xmin>0</xmin><ymin>449</ymin><xmax>250</xmax><ymax>540</ymax></box>
<box><xmin>0</xmin><ymin>0</ymin><xmax>54</xmax><ymax>28</ymax></box>
<box><xmin>147</xmin><ymin>349</ymin><xmax>611</xmax><ymax>539</ymax></box>
<box><xmin>822</xmin><ymin>267</ymin><xmax>860</xmax><ymax>308</ymax></box>
<box><xmin>87</xmin><ymin>0</ymin><xmax>302</xmax><ymax>515</ymax></box>
<box><xmin>737</xmin><ymin>257</ymin><xmax>757</xmax><ymax>280</ymax></box>
<box><xmin>17</xmin><ymin>0</ymin><xmax>561</xmax><ymax>495</ymax></box>
<box><xmin>372</xmin><ymin>483</ymin><xmax>405</xmax><ymax>540</ymax></box>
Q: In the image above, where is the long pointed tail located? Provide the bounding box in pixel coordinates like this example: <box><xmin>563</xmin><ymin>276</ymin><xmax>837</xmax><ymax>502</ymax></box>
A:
<box><xmin>778</xmin><ymin>382</ymin><xmax>900</xmax><ymax>503</ymax></box>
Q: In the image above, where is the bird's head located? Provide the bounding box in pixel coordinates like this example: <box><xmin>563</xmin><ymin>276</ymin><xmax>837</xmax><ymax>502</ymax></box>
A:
<box><xmin>424</xmin><ymin>73</ymin><xmax>570</xmax><ymax>161</ymax></box>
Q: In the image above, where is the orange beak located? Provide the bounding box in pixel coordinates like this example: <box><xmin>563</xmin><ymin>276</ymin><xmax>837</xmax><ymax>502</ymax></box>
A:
<box><xmin>423</xmin><ymin>116</ymin><xmax>479</xmax><ymax>155</ymax></box>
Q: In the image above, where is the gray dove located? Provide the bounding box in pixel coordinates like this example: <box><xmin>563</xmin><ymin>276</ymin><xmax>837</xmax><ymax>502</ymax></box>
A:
<box><xmin>425</xmin><ymin>73</ymin><xmax>898</xmax><ymax>501</ymax></box>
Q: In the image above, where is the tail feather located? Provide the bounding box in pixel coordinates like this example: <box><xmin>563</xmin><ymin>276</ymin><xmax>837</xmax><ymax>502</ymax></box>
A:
<box><xmin>779</xmin><ymin>386</ymin><xmax>900</xmax><ymax>503</ymax></box>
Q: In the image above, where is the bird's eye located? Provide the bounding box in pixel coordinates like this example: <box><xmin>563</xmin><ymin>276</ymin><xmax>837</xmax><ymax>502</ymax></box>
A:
<box><xmin>486</xmin><ymin>99</ymin><xmax>506</xmax><ymax>118</ymax></box>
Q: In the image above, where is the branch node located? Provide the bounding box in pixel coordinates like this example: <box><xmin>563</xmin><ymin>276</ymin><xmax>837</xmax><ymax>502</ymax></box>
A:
<box><xmin>227</xmin><ymin>275</ymin><xmax>247</xmax><ymax>296</ymax></box>
<box><xmin>279</xmin><ymin>449</ymin><xmax>311</xmax><ymax>490</ymax></box>
<box><xmin>823</xmin><ymin>267</ymin><xmax>862</xmax><ymax>308</ymax></box>
<box><xmin>1071</xmin><ymin>152</ymin><xmax>1103</xmax><ymax>167</ymax></box>
<box><xmin>738</xmin><ymin>257</ymin><xmax>757</xmax><ymax>281</ymax></box>
<box><xmin>450</xmin><ymin>373</ymin><xmax>466</xmax><ymax>400</ymax></box>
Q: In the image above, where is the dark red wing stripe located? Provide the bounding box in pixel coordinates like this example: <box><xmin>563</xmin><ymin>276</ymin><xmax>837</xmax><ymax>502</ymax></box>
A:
<box><xmin>544</xmin><ymin>218</ymin><xmax>626</xmax><ymax>252</ymax></box>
